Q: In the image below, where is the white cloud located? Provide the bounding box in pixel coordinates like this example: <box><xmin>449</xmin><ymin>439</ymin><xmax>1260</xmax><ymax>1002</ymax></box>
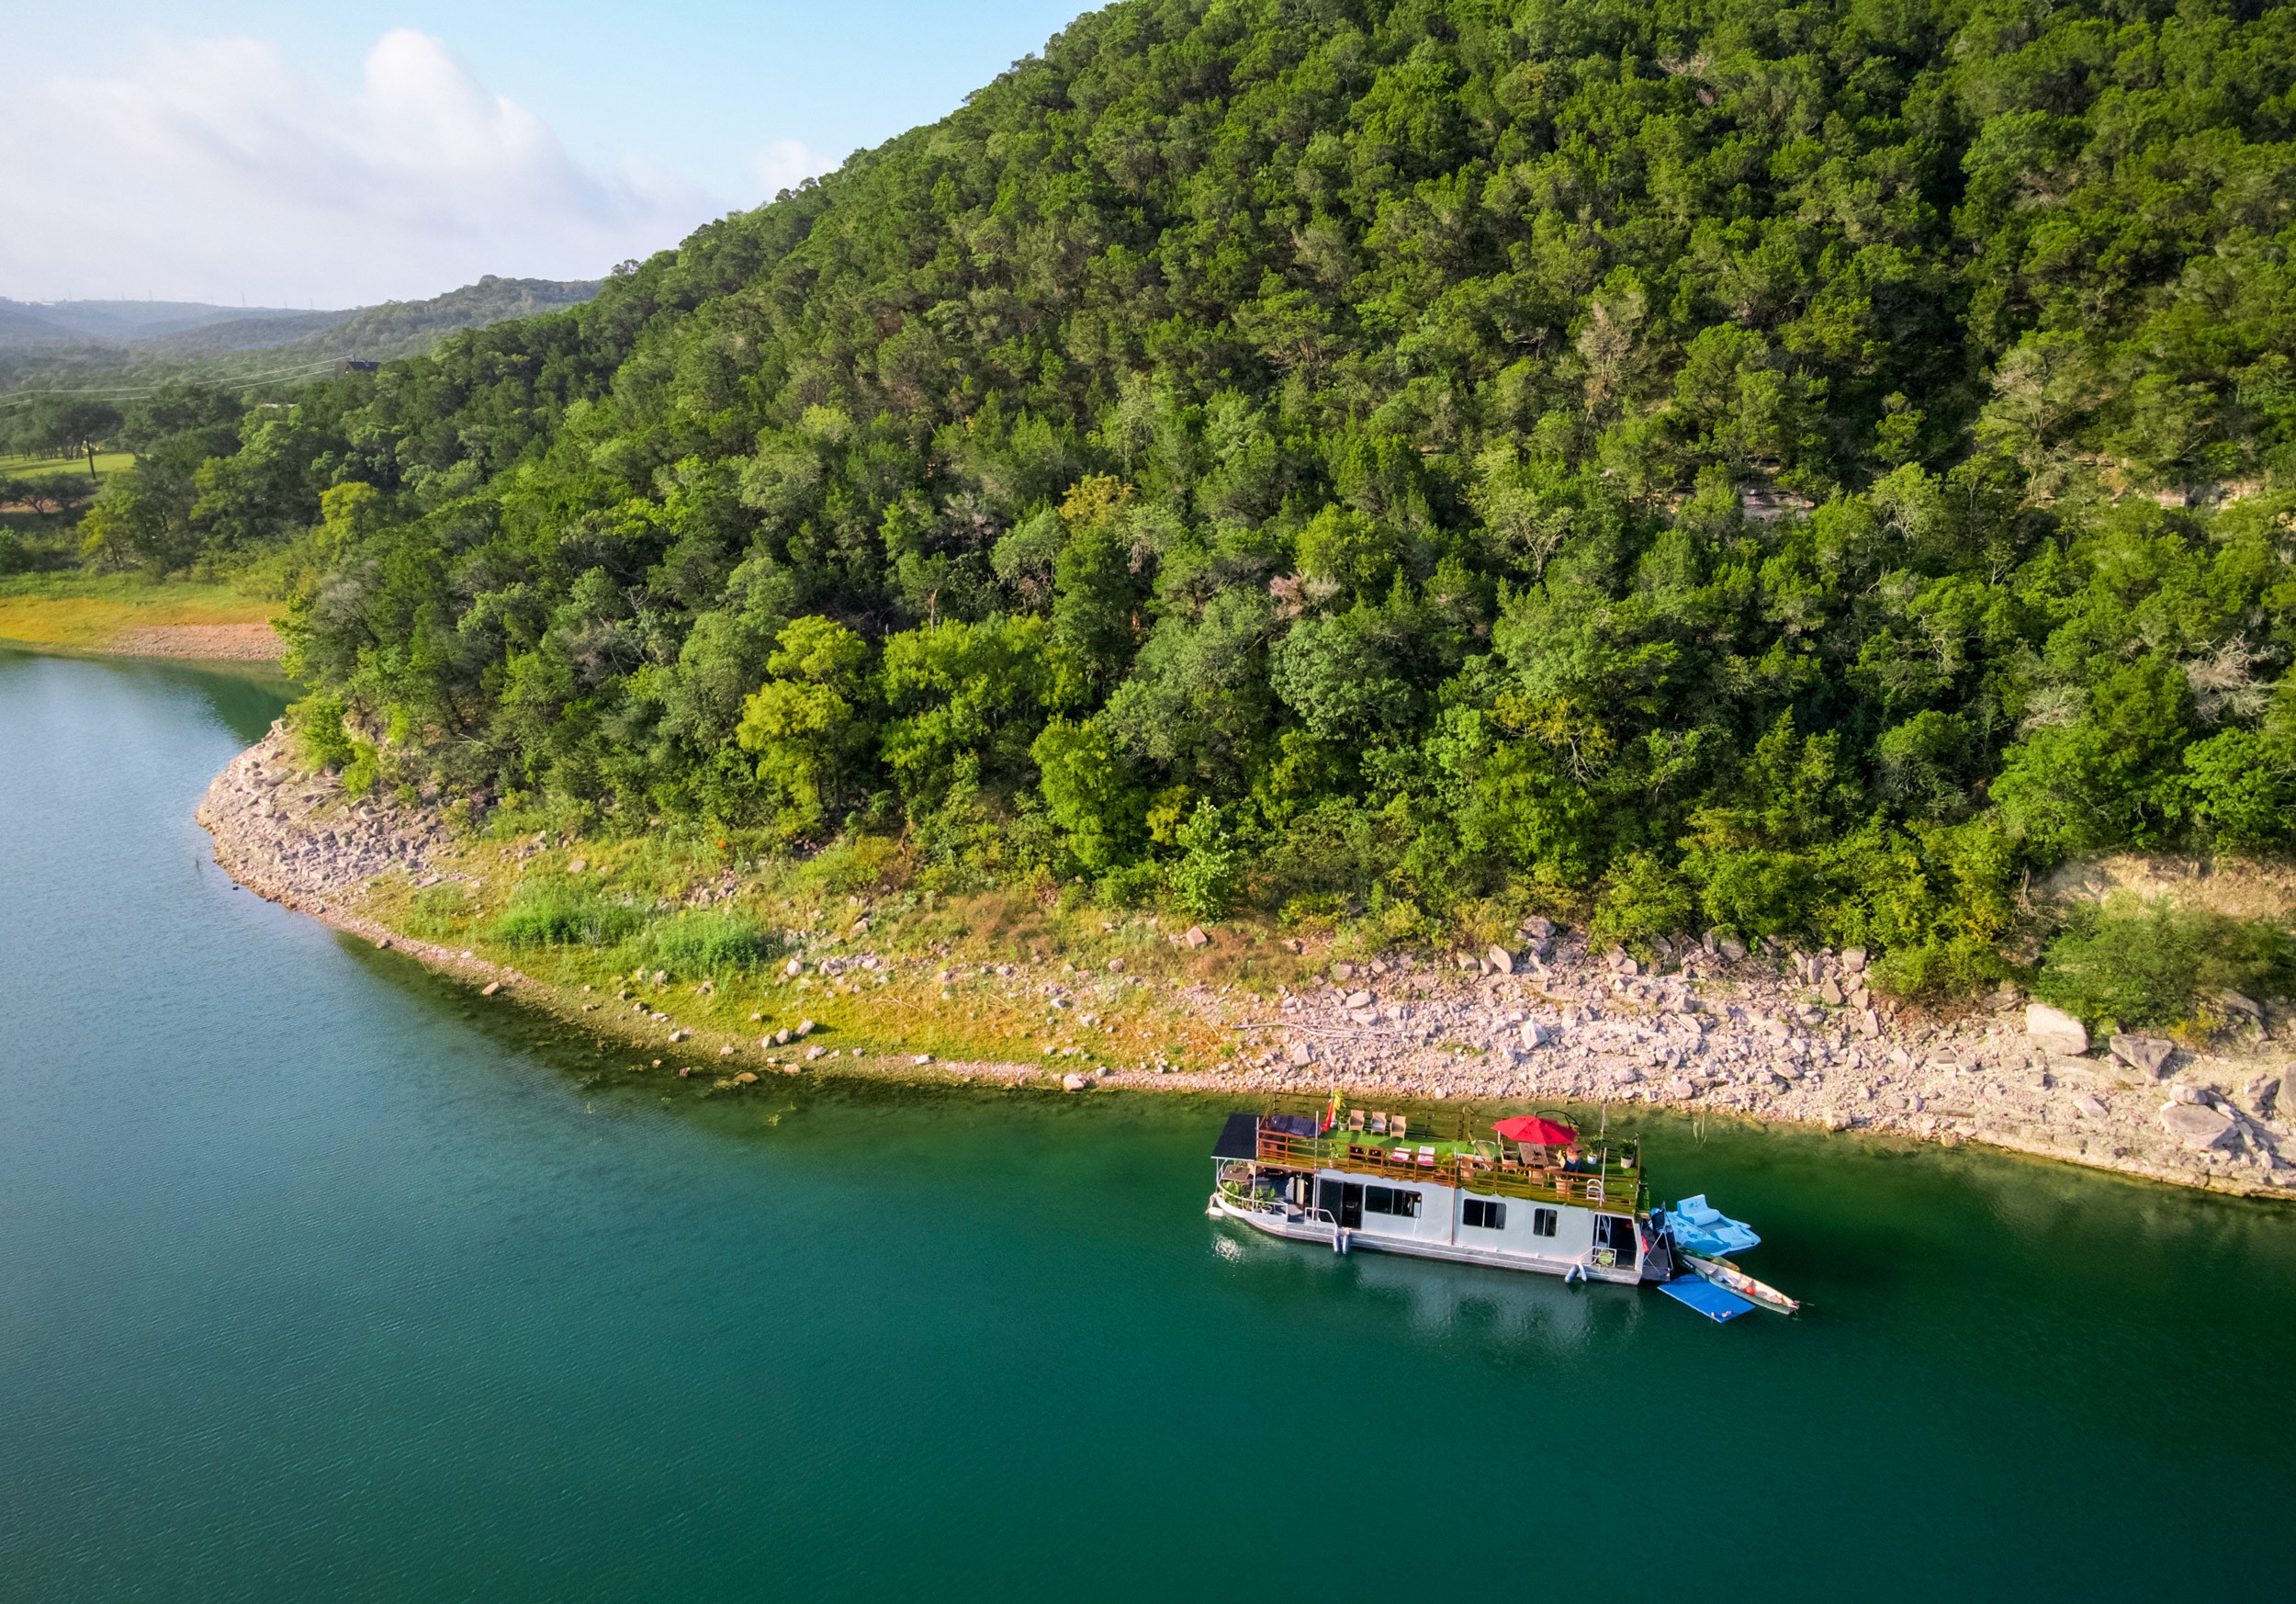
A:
<box><xmin>752</xmin><ymin>139</ymin><xmax>827</xmax><ymax>199</ymax></box>
<box><xmin>0</xmin><ymin>30</ymin><xmax>721</xmax><ymax>307</ymax></box>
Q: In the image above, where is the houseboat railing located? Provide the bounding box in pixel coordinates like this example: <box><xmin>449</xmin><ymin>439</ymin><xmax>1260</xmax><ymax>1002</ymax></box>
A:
<box><xmin>1249</xmin><ymin>1127</ymin><xmax>1648</xmax><ymax>1213</ymax></box>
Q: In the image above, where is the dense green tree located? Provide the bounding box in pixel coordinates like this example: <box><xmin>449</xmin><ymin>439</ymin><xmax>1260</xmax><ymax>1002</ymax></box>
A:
<box><xmin>93</xmin><ymin>0</ymin><xmax>2296</xmax><ymax>987</ymax></box>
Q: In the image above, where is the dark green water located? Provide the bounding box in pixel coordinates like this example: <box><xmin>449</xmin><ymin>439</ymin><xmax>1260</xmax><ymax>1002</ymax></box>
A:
<box><xmin>3</xmin><ymin>649</ymin><xmax>2291</xmax><ymax>1602</ymax></box>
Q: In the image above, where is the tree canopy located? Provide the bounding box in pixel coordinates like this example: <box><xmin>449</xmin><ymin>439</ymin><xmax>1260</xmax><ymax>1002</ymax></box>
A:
<box><xmin>96</xmin><ymin>0</ymin><xmax>2296</xmax><ymax>988</ymax></box>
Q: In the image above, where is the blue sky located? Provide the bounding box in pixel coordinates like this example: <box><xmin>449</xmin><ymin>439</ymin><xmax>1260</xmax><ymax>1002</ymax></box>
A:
<box><xmin>0</xmin><ymin>0</ymin><xmax>1090</xmax><ymax>308</ymax></box>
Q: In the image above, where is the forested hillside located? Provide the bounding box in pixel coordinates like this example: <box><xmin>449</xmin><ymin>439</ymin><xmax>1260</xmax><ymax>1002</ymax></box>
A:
<box><xmin>83</xmin><ymin>0</ymin><xmax>2296</xmax><ymax>995</ymax></box>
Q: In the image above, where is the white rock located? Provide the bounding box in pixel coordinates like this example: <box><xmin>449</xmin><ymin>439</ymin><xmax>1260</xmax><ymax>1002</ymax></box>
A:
<box><xmin>1520</xmin><ymin>1022</ymin><xmax>1549</xmax><ymax>1050</ymax></box>
<box><xmin>1842</xmin><ymin>947</ymin><xmax>1868</xmax><ymax>972</ymax></box>
<box><xmin>1062</xmin><ymin>1071</ymin><xmax>1093</xmax><ymax>1091</ymax></box>
<box><xmin>1487</xmin><ymin>944</ymin><xmax>1514</xmax><ymax>975</ymax></box>
<box><xmin>1184</xmin><ymin>925</ymin><xmax>1210</xmax><ymax>949</ymax></box>
<box><xmin>1289</xmin><ymin>1039</ymin><xmax>1316</xmax><ymax>1066</ymax></box>
<box><xmin>2160</xmin><ymin>1101</ymin><xmax>2235</xmax><ymax>1150</ymax></box>
<box><xmin>2074</xmin><ymin>1095</ymin><xmax>2108</xmax><ymax>1119</ymax></box>
<box><xmin>2108</xmin><ymin>1034</ymin><xmax>2173</xmax><ymax>1079</ymax></box>
<box><xmin>1344</xmin><ymin>989</ymin><xmax>1374</xmax><ymax>1009</ymax></box>
<box><xmin>2025</xmin><ymin>1003</ymin><xmax>2088</xmax><ymax>1057</ymax></box>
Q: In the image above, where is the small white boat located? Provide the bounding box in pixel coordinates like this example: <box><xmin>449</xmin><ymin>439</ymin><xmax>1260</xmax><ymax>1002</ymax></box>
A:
<box><xmin>1681</xmin><ymin>1251</ymin><xmax>1801</xmax><ymax>1315</ymax></box>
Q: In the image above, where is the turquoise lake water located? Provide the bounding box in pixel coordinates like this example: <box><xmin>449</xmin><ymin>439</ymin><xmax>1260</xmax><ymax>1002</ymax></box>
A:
<box><xmin>2</xmin><ymin>647</ymin><xmax>2291</xmax><ymax>1601</ymax></box>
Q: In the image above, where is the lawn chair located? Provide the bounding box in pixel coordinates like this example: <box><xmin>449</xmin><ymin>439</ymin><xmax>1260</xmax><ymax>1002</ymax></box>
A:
<box><xmin>1416</xmin><ymin>1146</ymin><xmax>1436</xmax><ymax>1168</ymax></box>
<box><xmin>1369</xmin><ymin>1111</ymin><xmax>1389</xmax><ymax>1135</ymax></box>
<box><xmin>1392</xmin><ymin>1114</ymin><xmax>1409</xmax><ymax>1139</ymax></box>
<box><xmin>1347</xmin><ymin>1108</ymin><xmax>1365</xmax><ymax>1133</ymax></box>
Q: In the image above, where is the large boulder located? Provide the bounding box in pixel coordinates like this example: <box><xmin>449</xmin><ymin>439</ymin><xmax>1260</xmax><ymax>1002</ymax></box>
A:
<box><xmin>2159</xmin><ymin>1101</ymin><xmax>2234</xmax><ymax>1151</ymax></box>
<box><xmin>2109</xmin><ymin>1034</ymin><xmax>2175</xmax><ymax>1079</ymax></box>
<box><xmin>1487</xmin><ymin>943</ymin><xmax>1514</xmax><ymax>975</ymax></box>
<box><xmin>2026</xmin><ymin>1003</ymin><xmax>2089</xmax><ymax>1057</ymax></box>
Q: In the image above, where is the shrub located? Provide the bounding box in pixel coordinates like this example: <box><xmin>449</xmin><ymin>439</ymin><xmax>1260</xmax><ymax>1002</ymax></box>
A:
<box><xmin>287</xmin><ymin>693</ymin><xmax>355</xmax><ymax>770</ymax></box>
<box><xmin>490</xmin><ymin>881</ymin><xmax>648</xmax><ymax>947</ymax></box>
<box><xmin>648</xmin><ymin>911</ymin><xmax>777</xmax><ymax>975</ymax></box>
<box><xmin>1590</xmin><ymin>852</ymin><xmax>1694</xmax><ymax>954</ymax></box>
<box><xmin>2032</xmin><ymin>895</ymin><xmax>2293</xmax><ymax>1032</ymax></box>
<box><xmin>793</xmin><ymin>832</ymin><xmax>906</xmax><ymax>897</ymax></box>
<box><xmin>1170</xmin><ymin>800</ymin><xmax>1242</xmax><ymax>920</ymax></box>
<box><xmin>1868</xmin><ymin>934</ymin><xmax>2009</xmax><ymax>1000</ymax></box>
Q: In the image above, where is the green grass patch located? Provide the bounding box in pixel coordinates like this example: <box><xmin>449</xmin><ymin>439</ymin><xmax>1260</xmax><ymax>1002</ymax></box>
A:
<box><xmin>489</xmin><ymin>880</ymin><xmax>651</xmax><ymax>948</ymax></box>
<box><xmin>0</xmin><ymin>450</ymin><xmax>130</xmax><ymax>481</ymax></box>
<box><xmin>0</xmin><ymin>570</ymin><xmax>277</xmax><ymax>650</ymax></box>
<box><xmin>647</xmin><ymin>910</ymin><xmax>779</xmax><ymax>977</ymax></box>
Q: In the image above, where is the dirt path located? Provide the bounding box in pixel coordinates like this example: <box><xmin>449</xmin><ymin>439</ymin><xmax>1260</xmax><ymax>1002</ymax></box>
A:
<box><xmin>113</xmin><ymin>622</ymin><xmax>282</xmax><ymax>660</ymax></box>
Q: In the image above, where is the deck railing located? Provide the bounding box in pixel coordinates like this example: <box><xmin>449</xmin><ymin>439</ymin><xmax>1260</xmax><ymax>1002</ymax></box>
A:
<box><xmin>1252</xmin><ymin>1127</ymin><xmax>1646</xmax><ymax>1213</ymax></box>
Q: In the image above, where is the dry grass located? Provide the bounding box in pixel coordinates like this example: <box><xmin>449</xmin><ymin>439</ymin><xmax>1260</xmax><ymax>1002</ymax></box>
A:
<box><xmin>0</xmin><ymin>577</ymin><xmax>277</xmax><ymax>653</ymax></box>
<box><xmin>2037</xmin><ymin>853</ymin><xmax>2296</xmax><ymax>926</ymax></box>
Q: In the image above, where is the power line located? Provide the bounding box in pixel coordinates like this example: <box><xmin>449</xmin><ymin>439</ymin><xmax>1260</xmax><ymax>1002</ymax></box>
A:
<box><xmin>0</xmin><ymin>356</ymin><xmax>347</xmax><ymax>408</ymax></box>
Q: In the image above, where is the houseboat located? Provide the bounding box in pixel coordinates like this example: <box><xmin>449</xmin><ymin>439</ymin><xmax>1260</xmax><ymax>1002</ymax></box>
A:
<box><xmin>1208</xmin><ymin>1104</ymin><xmax>1795</xmax><ymax>1315</ymax></box>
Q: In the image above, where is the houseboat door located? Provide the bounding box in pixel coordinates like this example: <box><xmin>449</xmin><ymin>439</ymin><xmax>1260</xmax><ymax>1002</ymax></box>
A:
<box><xmin>1317</xmin><ymin>1179</ymin><xmax>1364</xmax><ymax>1229</ymax></box>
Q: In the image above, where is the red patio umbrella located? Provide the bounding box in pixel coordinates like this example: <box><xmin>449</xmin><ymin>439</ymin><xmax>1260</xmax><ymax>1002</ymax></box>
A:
<box><xmin>1492</xmin><ymin>1114</ymin><xmax>1579</xmax><ymax>1146</ymax></box>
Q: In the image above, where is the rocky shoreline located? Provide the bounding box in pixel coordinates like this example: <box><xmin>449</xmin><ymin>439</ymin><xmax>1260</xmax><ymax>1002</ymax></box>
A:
<box><xmin>198</xmin><ymin>726</ymin><xmax>2296</xmax><ymax>1200</ymax></box>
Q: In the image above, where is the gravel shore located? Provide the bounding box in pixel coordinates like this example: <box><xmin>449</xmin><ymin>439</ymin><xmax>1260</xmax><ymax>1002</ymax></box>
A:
<box><xmin>198</xmin><ymin>725</ymin><xmax>2296</xmax><ymax>1200</ymax></box>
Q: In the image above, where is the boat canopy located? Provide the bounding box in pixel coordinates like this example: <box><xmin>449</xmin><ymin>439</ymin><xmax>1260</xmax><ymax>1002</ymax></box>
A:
<box><xmin>1211</xmin><ymin>1113</ymin><xmax>1261</xmax><ymax>1160</ymax></box>
<box><xmin>1664</xmin><ymin>1195</ymin><xmax>1761</xmax><ymax>1257</ymax></box>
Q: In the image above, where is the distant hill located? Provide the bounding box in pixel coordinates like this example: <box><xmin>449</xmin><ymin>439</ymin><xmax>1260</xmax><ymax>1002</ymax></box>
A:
<box><xmin>0</xmin><ymin>299</ymin><xmax>326</xmax><ymax>349</ymax></box>
<box><xmin>0</xmin><ymin>277</ymin><xmax>602</xmax><ymax>391</ymax></box>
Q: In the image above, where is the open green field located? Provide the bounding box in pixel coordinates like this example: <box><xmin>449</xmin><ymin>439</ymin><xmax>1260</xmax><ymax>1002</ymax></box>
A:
<box><xmin>0</xmin><ymin>451</ymin><xmax>132</xmax><ymax>482</ymax></box>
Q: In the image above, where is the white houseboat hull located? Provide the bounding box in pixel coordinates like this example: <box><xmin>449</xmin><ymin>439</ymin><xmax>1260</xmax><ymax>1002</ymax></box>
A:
<box><xmin>1209</xmin><ymin>1173</ymin><xmax>1654</xmax><ymax>1287</ymax></box>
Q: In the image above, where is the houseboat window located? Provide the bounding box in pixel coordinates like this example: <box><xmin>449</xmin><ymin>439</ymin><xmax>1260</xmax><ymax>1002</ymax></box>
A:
<box><xmin>1531</xmin><ymin>1208</ymin><xmax>1559</xmax><ymax>1237</ymax></box>
<box><xmin>1593</xmin><ymin>1214</ymin><xmax>1640</xmax><ymax>1266</ymax></box>
<box><xmin>1463</xmin><ymin>1199</ymin><xmax>1505</xmax><ymax>1230</ymax></box>
<box><xmin>1363</xmin><ymin>1185</ymin><xmax>1421</xmax><ymax>1218</ymax></box>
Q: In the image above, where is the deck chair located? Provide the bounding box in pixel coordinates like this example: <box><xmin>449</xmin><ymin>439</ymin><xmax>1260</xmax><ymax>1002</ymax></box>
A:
<box><xmin>1369</xmin><ymin>1112</ymin><xmax>1388</xmax><ymax>1135</ymax></box>
<box><xmin>1417</xmin><ymin>1146</ymin><xmax>1436</xmax><ymax>1167</ymax></box>
<box><xmin>1347</xmin><ymin>1108</ymin><xmax>1365</xmax><ymax>1133</ymax></box>
<box><xmin>1392</xmin><ymin>1114</ymin><xmax>1409</xmax><ymax>1139</ymax></box>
